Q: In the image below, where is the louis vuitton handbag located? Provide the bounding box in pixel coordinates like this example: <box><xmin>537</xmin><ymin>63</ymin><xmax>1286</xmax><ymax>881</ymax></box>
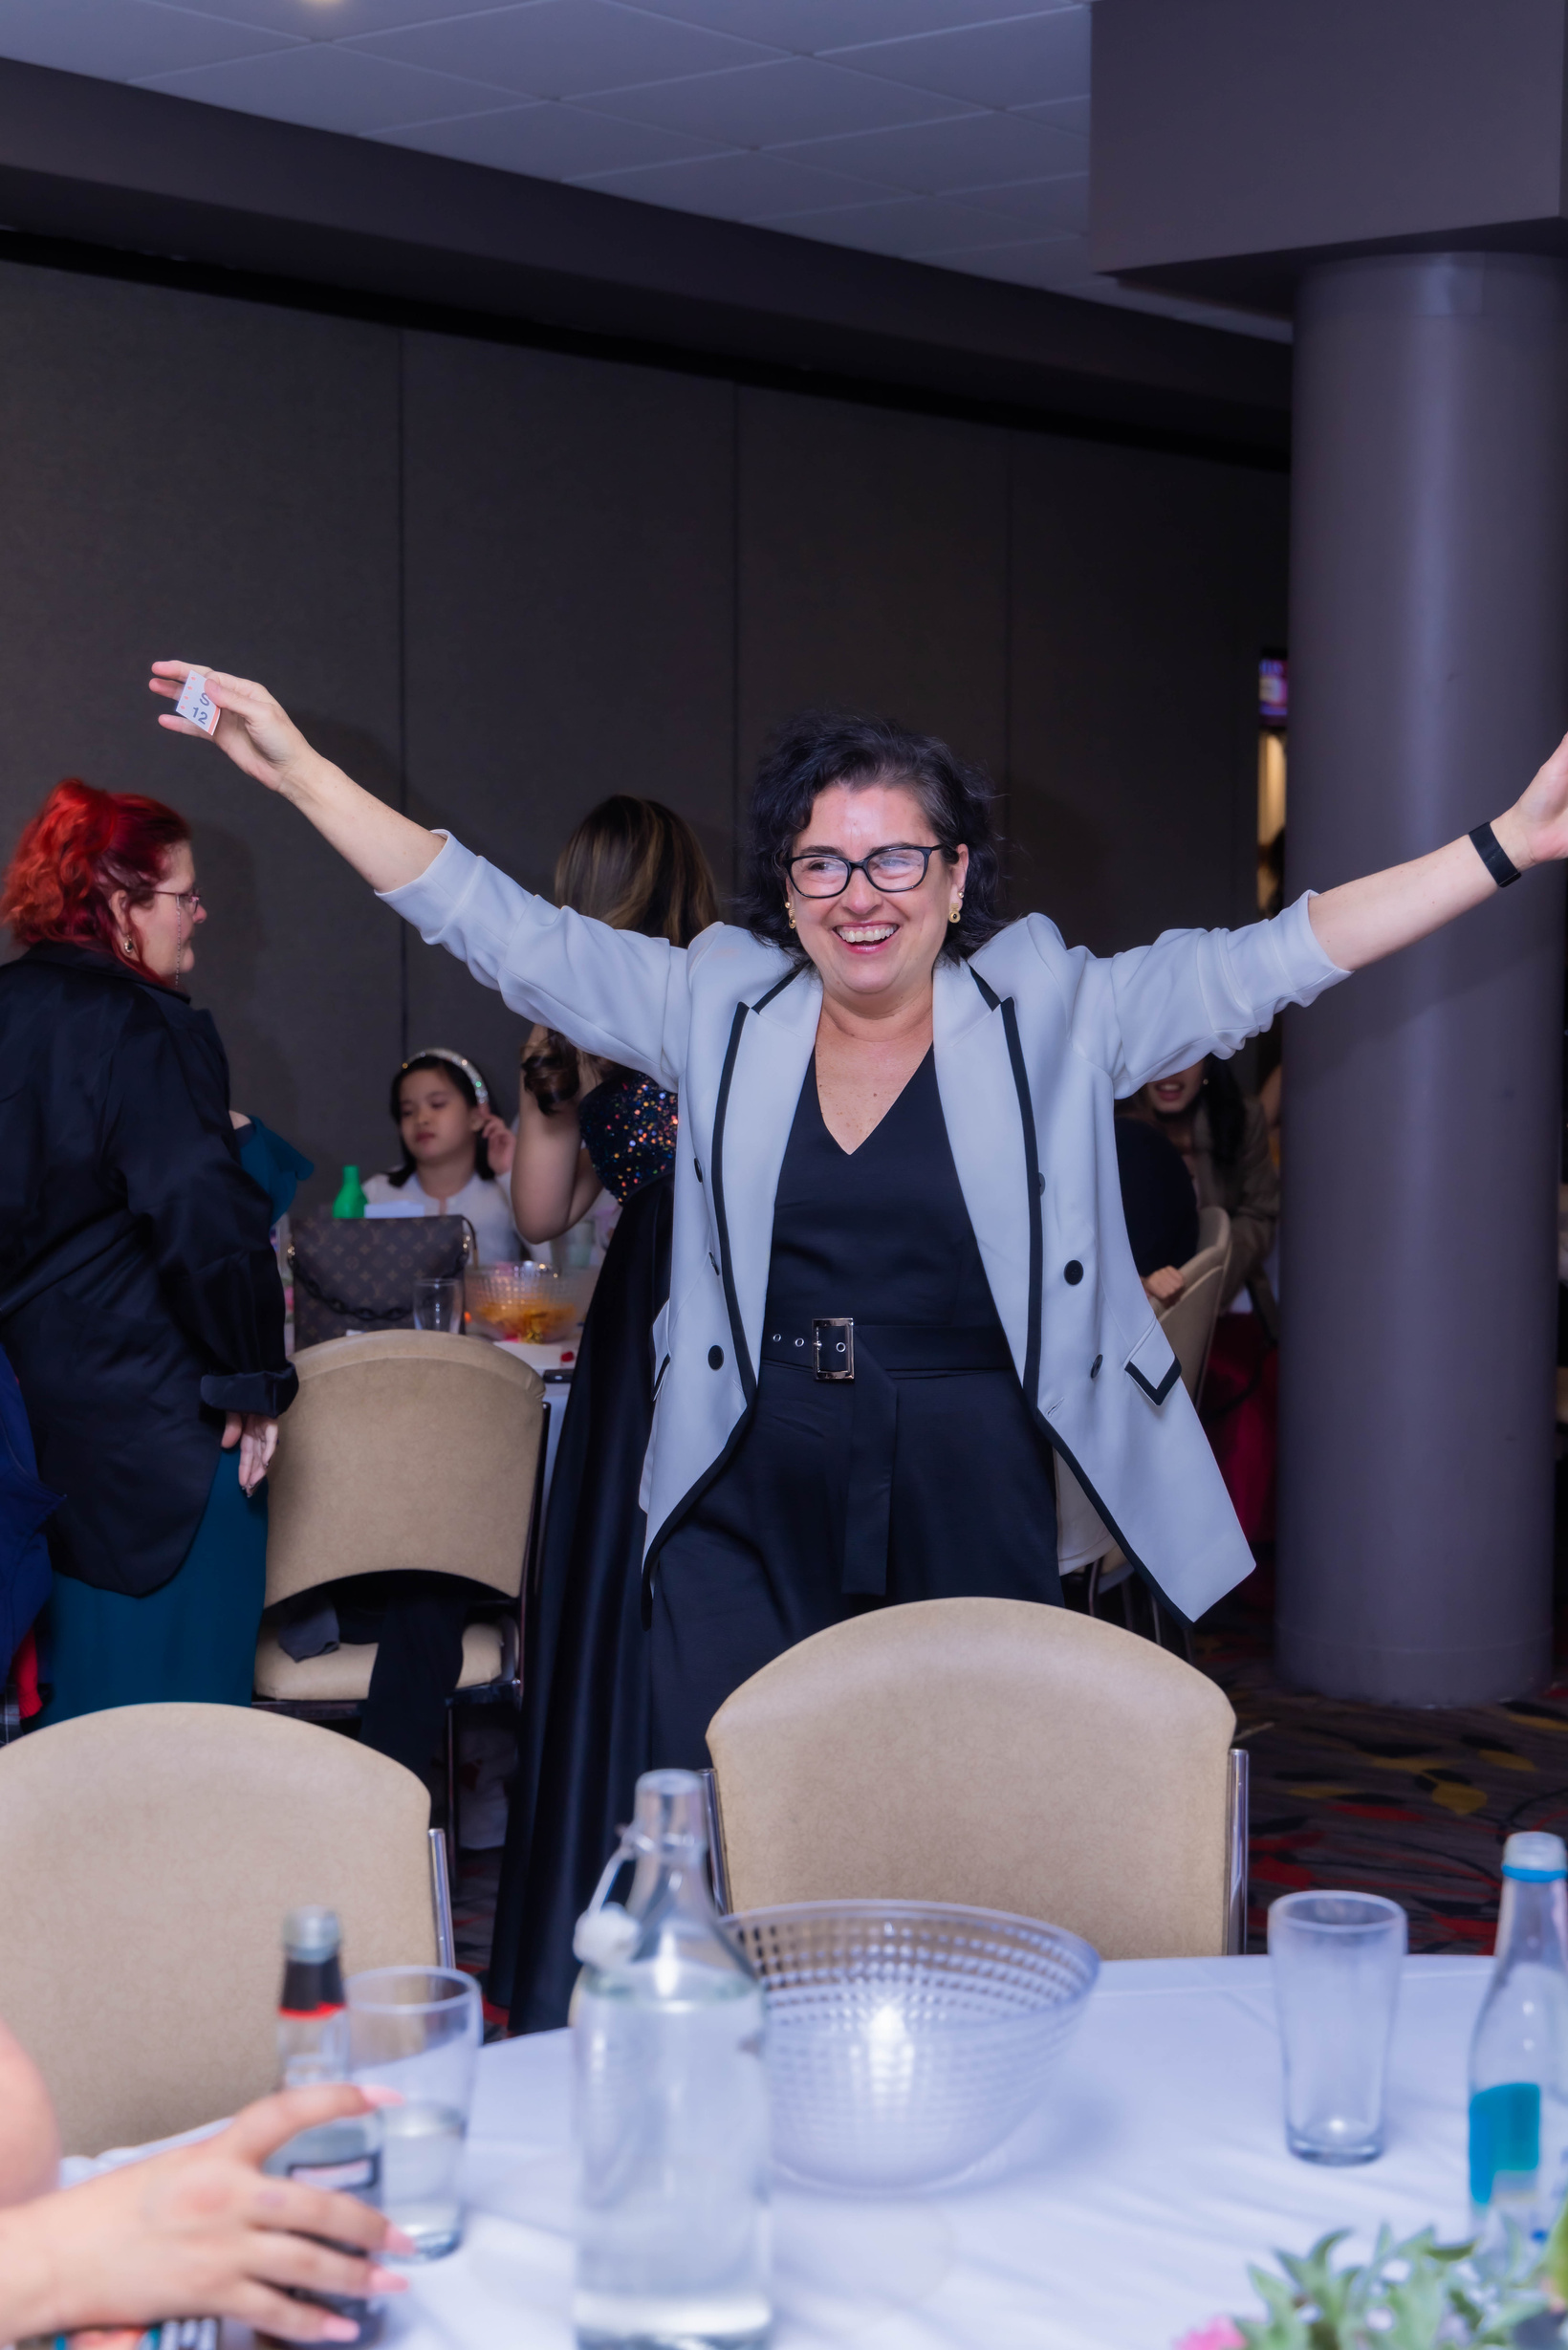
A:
<box><xmin>289</xmin><ymin>1211</ymin><xmax>476</xmax><ymax>1349</ymax></box>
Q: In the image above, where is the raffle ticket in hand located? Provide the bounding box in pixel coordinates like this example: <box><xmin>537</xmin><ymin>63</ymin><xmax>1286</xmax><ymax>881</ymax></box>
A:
<box><xmin>175</xmin><ymin>671</ymin><xmax>220</xmax><ymax>735</ymax></box>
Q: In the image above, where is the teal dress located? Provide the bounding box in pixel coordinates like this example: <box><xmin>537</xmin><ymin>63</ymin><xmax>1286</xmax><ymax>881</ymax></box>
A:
<box><xmin>41</xmin><ymin>1120</ymin><xmax>312</xmax><ymax>1724</ymax></box>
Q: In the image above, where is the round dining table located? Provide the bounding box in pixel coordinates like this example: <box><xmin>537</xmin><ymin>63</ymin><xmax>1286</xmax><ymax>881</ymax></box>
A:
<box><xmin>373</xmin><ymin>1951</ymin><xmax>1492</xmax><ymax>2350</ymax></box>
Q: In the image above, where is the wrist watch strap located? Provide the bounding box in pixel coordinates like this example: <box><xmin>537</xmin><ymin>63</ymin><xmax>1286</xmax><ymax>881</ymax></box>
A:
<box><xmin>1469</xmin><ymin>821</ymin><xmax>1522</xmax><ymax>888</ymax></box>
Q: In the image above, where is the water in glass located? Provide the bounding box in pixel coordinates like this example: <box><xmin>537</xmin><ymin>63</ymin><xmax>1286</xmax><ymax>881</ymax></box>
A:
<box><xmin>378</xmin><ymin>2101</ymin><xmax>467</xmax><ymax>2258</ymax></box>
<box><xmin>346</xmin><ymin>1967</ymin><xmax>480</xmax><ymax>2262</ymax></box>
<box><xmin>412</xmin><ymin>1275</ymin><xmax>463</xmax><ymax>1332</ymax></box>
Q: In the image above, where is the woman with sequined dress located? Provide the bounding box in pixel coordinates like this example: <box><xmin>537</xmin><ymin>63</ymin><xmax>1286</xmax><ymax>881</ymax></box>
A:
<box><xmin>497</xmin><ymin>796</ymin><xmax>718</xmax><ymax>2032</ymax></box>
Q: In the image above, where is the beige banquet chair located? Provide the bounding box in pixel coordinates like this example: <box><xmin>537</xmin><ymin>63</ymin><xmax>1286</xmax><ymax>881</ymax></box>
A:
<box><xmin>252</xmin><ymin>1330</ymin><xmax>547</xmax><ymax>1869</ymax></box>
<box><xmin>1153</xmin><ymin>1203</ymin><xmax>1232</xmax><ymax>1405</ymax></box>
<box><xmin>0</xmin><ymin>1702</ymin><xmax>442</xmax><ymax>2155</ymax></box>
<box><xmin>705</xmin><ymin>1597</ymin><xmax>1248</xmax><ymax>1961</ymax></box>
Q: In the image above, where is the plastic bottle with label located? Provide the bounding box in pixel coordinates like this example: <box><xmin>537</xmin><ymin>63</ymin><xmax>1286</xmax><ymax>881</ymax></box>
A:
<box><xmin>332</xmin><ymin>1165</ymin><xmax>366</xmax><ymax>1220</ymax></box>
<box><xmin>261</xmin><ymin>1907</ymin><xmax>383</xmax><ymax>2347</ymax></box>
<box><xmin>1469</xmin><ymin>1832</ymin><xmax>1568</xmax><ymax>2246</ymax></box>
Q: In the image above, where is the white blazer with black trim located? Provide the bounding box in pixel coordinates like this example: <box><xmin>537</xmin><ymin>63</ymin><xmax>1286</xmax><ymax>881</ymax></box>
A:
<box><xmin>381</xmin><ymin>837</ymin><xmax>1347</xmax><ymax>1622</ymax></box>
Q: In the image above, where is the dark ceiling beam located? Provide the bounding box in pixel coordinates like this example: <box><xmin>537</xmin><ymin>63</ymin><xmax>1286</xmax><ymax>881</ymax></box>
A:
<box><xmin>0</xmin><ymin>56</ymin><xmax>1290</xmax><ymax>461</ymax></box>
<box><xmin>1092</xmin><ymin>0</ymin><xmax>1568</xmax><ymax>316</ymax></box>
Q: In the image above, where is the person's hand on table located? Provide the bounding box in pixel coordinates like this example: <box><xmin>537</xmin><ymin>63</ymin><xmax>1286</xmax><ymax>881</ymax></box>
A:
<box><xmin>1142</xmin><ymin>1266</ymin><xmax>1186</xmax><ymax>1305</ymax></box>
<box><xmin>222</xmin><ymin>1410</ymin><xmax>277</xmax><ymax>1495</ymax></box>
<box><xmin>478</xmin><ymin>1109</ymin><xmax>516</xmax><ymax>1179</ymax></box>
<box><xmin>0</xmin><ymin>2085</ymin><xmax>413</xmax><ymax>2345</ymax></box>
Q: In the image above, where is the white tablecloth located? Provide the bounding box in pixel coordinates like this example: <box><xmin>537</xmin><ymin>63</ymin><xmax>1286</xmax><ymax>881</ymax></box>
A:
<box><xmin>387</xmin><ymin>1953</ymin><xmax>1491</xmax><ymax>2350</ymax></box>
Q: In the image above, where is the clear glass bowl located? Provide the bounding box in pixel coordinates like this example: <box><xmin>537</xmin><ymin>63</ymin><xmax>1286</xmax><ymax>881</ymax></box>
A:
<box><xmin>467</xmin><ymin>1261</ymin><xmax>578</xmax><ymax>1344</ymax></box>
<box><xmin>727</xmin><ymin>1899</ymin><xmax>1099</xmax><ymax>2193</ymax></box>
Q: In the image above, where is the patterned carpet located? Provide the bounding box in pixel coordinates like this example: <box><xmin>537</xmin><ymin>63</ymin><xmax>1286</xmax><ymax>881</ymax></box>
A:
<box><xmin>1199</xmin><ymin>1566</ymin><xmax>1568</xmax><ymax>1954</ymax></box>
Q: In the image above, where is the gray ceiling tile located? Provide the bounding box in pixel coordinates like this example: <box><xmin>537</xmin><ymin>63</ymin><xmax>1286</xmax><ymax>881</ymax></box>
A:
<box><xmin>347</xmin><ymin>1</ymin><xmax>785</xmax><ymax>101</ymax></box>
<box><xmin>571</xmin><ymin>144</ymin><xmax>902</xmax><ymax>218</ymax></box>
<box><xmin>142</xmin><ymin>0</ymin><xmax>520</xmax><ymax>32</ymax></box>
<box><xmin>949</xmin><ymin>169</ymin><xmax>1085</xmax><ymax>232</ymax></box>
<box><xmin>0</xmin><ymin>0</ymin><xmax>298</xmax><ymax>80</ymax></box>
<box><xmin>135</xmin><ymin>42</ymin><xmax>518</xmax><ymax>133</ymax></box>
<box><xmin>605</xmin><ymin>0</ymin><xmax>1049</xmax><ymax>48</ymax></box>
<box><xmin>823</xmin><ymin>6</ymin><xmax>1091</xmax><ymax>110</ymax></box>
<box><xmin>578</xmin><ymin>54</ymin><xmax>978</xmax><ymax>145</ymax></box>
<box><xmin>1013</xmin><ymin>92</ymin><xmax>1089</xmax><ymax>135</ymax></box>
<box><xmin>773</xmin><ymin>105</ymin><xmax>1080</xmax><ymax>190</ymax></box>
<box><xmin>769</xmin><ymin>191</ymin><xmax>1030</xmax><ymax>261</ymax></box>
<box><xmin>377</xmin><ymin>96</ymin><xmax>727</xmax><ymax>172</ymax></box>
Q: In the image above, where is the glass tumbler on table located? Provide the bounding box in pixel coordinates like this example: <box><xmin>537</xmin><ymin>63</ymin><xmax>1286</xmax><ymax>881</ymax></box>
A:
<box><xmin>412</xmin><ymin>1274</ymin><xmax>464</xmax><ymax>1333</ymax></box>
<box><xmin>346</xmin><ymin>1967</ymin><xmax>481</xmax><ymax>2259</ymax></box>
<box><xmin>1268</xmin><ymin>1889</ymin><xmax>1405</xmax><ymax>2163</ymax></box>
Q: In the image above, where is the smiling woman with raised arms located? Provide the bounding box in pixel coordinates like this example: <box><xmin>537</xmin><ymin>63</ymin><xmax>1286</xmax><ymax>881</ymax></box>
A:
<box><xmin>151</xmin><ymin>661</ymin><xmax>1568</xmax><ymax>1777</ymax></box>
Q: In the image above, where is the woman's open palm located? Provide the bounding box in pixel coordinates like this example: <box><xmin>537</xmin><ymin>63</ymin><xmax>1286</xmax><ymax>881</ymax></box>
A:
<box><xmin>149</xmin><ymin>664</ymin><xmax>306</xmax><ymax>795</ymax></box>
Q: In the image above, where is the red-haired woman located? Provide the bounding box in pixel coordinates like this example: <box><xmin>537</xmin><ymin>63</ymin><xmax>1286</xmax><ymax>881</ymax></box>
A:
<box><xmin>0</xmin><ymin>780</ymin><xmax>297</xmax><ymax>1720</ymax></box>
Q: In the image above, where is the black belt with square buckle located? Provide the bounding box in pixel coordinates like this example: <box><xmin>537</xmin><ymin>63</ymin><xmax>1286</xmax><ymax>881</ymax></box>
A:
<box><xmin>758</xmin><ymin>1317</ymin><xmax>1015</xmax><ymax>1598</ymax></box>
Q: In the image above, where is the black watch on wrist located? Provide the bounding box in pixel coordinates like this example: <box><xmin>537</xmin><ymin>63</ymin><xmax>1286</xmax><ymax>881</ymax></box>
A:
<box><xmin>1469</xmin><ymin>821</ymin><xmax>1522</xmax><ymax>888</ymax></box>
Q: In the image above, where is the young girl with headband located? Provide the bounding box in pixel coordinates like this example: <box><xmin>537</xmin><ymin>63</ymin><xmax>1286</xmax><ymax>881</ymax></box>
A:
<box><xmin>363</xmin><ymin>1047</ymin><xmax>524</xmax><ymax>1263</ymax></box>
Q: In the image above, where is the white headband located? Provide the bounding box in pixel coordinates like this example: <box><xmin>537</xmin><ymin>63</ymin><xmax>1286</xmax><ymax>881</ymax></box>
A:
<box><xmin>403</xmin><ymin>1048</ymin><xmax>490</xmax><ymax>1110</ymax></box>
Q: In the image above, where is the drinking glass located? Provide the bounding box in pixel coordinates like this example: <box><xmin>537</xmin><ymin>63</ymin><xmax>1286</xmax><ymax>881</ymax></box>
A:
<box><xmin>346</xmin><ymin>1967</ymin><xmax>481</xmax><ymax>2258</ymax></box>
<box><xmin>412</xmin><ymin>1275</ymin><xmax>464</xmax><ymax>1334</ymax></box>
<box><xmin>1268</xmin><ymin>1889</ymin><xmax>1406</xmax><ymax>2163</ymax></box>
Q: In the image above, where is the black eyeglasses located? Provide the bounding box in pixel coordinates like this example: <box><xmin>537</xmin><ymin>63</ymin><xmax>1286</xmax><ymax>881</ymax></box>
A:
<box><xmin>787</xmin><ymin>845</ymin><xmax>940</xmax><ymax>899</ymax></box>
<box><xmin>151</xmin><ymin>888</ymin><xmax>205</xmax><ymax>916</ymax></box>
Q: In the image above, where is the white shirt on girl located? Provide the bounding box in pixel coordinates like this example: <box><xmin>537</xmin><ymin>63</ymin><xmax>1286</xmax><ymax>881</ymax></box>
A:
<box><xmin>362</xmin><ymin>1169</ymin><xmax>524</xmax><ymax>1263</ymax></box>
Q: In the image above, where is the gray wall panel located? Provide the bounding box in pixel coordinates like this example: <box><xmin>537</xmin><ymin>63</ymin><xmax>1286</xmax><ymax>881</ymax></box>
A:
<box><xmin>0</xmin><ymin>259</ymin><xmax>403</xmax><ymax>1217</ymax></box>
<box><xmin>0</xmin><ymin>257</ymin><xmax>1287</xmax><ymax>1207</ymax></box>
<box><xmin>1009</xmin><ymin>437</ymin><xmax>1289</xmax><ymax>960</ymax></box>
<box><xmin>736</xmin><ymin>392</ymin><xmax>1011</xmax><ymax>840</ymax></box>
<box><xmin>400</xmin><ymin>333</ymin><xmax>736</xmax><ymax>1119</ymax></box>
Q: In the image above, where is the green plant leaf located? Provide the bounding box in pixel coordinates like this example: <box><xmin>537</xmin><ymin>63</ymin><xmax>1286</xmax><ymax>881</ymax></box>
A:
<box><xmin>1230</xmin><ymin>2217</ymin><xmax>1555</xmax><ymax>2350</ymax></box>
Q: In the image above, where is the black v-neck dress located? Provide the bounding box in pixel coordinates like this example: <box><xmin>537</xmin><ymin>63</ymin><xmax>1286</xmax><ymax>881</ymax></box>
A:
<box><xmin>649</xmin><ymin>1046</ymin><xmax>1062</xmax><ymax>1769</ymax></box>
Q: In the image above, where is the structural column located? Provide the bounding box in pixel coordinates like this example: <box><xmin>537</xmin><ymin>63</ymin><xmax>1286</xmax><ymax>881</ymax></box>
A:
<box><xmin>1277</xmin><ymin>251</ymin><xmax>1568</xmax><ymax>1704</ymax></box>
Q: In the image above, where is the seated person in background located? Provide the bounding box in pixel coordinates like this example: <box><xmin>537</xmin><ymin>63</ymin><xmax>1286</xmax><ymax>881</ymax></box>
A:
<box><xmin>1119</xmin><ymin>1055</ymin><xmax>1279</xmax><ymax>1327</ymax></box>
<box><xmin>363</xmin><ymin>1050</ymin><xmax>522</xmax><ymax>1263</ymax></box>
<box><xmin>278</xmin><ymin>1049</ymin><xmax>520</xmax><ymax>1785</ymax></box>
<box><xmin>1114</xmin><ymin>1116</ymin><xmax>1199</xmax><ymax>1306</ymax></box>
<box><xmin>0</xmin><ymin>2013</ymin><xmax>408</xmax><ymax>2343</ymax></box>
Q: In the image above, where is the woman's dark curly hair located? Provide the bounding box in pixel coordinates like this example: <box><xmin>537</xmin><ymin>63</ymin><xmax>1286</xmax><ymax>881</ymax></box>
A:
<box><xmin>734</xmin><ymin>710</ymin><xmax>1004</xmax><ymax>964</ymax></box>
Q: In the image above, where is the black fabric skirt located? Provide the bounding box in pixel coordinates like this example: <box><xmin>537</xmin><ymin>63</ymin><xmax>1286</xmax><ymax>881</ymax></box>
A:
<box><xmin>647</xmin><ymin>1351</ymin><xmax>1062</xmax><ymax>1773</ymax></box>
<box><xmin>488</xmin><ymin>1173</ymin><xmax>671</xmax><ymax>2034</ymax></box>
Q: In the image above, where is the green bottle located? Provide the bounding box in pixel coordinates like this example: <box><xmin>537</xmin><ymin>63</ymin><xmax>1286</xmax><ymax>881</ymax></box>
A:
<box><xmin>332</xmin><ymin>1164</ymin><xmax>366</xmax><ymax>1220</ymax></box>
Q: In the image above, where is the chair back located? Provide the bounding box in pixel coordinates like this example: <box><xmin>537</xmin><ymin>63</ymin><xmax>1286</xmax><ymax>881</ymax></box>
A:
<box><xmin>266</xmin><ymin>1331</ymin><xmax>544</xmax><ymax>1606</ymax></box>
<box><xmin>707</xmin><ymin>1597</ymin><xmax>1237</xmax><ymax>1959</ymax></box>
<box><xmin>0</xmin><ymin>1703</ymin><xmax>437</xmax><ymax>2152</ymax></box>
<box><xmin>1155</xmin><ymin>1205</ymin><xmax>1230</xmax><ymax>1401</ymax></box>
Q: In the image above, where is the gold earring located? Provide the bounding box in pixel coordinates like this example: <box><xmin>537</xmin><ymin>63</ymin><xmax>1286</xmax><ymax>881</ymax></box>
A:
<box><xmin>948</xmin><ymin>901</ymin><xmax>963</xmax><ymax>925</ymax></box>
<box><xmin>123</xmin><ymin>936</ymin><xmax>137</xmax><ymax>954</ymax></box>
<box><xmin>785</xmin><ymin>899</ymin><xmax>796</xmax><ymax>931</ymax></box>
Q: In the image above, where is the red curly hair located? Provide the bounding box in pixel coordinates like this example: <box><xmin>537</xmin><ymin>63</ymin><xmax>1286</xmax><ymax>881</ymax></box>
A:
<box><xmin>1</xmin><ymin>779</ymin><xmax>190</xmax><ymax>976</ymax></box>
